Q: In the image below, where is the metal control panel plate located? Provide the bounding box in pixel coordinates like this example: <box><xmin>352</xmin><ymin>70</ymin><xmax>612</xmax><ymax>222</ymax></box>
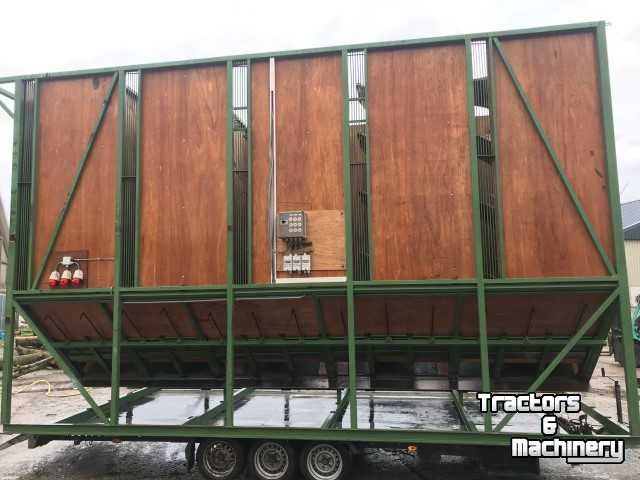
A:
<box><xmin>277</xmin><ymin>211</ymin><xmax>307</xmax><ymax>238</ymax></box>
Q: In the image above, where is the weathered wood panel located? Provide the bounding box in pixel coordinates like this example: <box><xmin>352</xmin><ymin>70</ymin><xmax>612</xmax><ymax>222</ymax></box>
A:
<box><xmin>33</xmin><ymin>76</ymin><xmax>118</xmax><ymax>288</ymax></box>
<box><xmin>495</xmin><ymin>32</ymin><xmax>613</xmax><ymax>277</ymax></box>
<box><xmin>139</xmin><ymin>66</ymin><xmax>227</xmax><ymax>286</ymax></box>
<box><xmin>368</xmin><ymin>45</ymin><xmax>475</xmax><ymax>280</ymax></box>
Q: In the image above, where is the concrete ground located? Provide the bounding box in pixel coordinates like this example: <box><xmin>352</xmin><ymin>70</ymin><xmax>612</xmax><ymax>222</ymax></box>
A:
<box><xmin>0</xmin><ymin>354</ymin><xmax>638</xmax><ymax>480</ymax></box>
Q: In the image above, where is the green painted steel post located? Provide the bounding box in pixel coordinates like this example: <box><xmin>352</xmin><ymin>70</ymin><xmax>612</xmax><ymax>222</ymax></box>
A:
<box><xmin>1</xmin><ymin>80</ymin><xmax>24</xmax><ymax>426</ymax></box>
<box><xmin>110</xmin><ymin>70</ymin><xmax>127</xmax><ymax>425</ymax></box>
<box><xmin>487</xmin><ymin>39</ymin><xmax>506</xmax><ymax>277</ymax></box>
<box><xmin>341</xmin><ymin>49</ymin><xmax>358</xmax><ymax>428</ymax></box>
<box><xmin>134</xmin><ymin>70</ymin><xmax>143</xmax><ymax>286</ymax></box>
<box><xmin>465</xmin><ymin>39</ymin><xmax>492</xmax><ymax>432</ymax></box>
<box><xmin>225</xmin><ymin>60</ymin><xmax>236</xmax><ymax>426</ymax></box>
<box><xmin>26</xmin><ymin>79</ymin><xmax>40</xmax><ymax>287</ymax></box>
<box><xmin>595</xmin><ymin>23</ymin><xmax>640</xmax><ymax>434</ymax></box>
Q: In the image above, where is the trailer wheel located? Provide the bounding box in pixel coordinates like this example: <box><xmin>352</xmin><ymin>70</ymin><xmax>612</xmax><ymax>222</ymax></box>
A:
<box><xmin>300</xmin><ymin>443</ymin><xmax>351</xmax><ymax>480</ymax></box>
<box><xmin>196</xmin><ymin>439</ymin><xmax>245</xmax><ymax>480</ymax></box>
<box><xmin>248</xmin><ymin>440</ymin><xmax>296</xmax><ymax>480</ymax></box>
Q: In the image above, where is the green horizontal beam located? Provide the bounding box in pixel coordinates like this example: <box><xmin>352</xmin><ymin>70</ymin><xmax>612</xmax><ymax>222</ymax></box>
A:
<box><xmin>50</xmin><ymin>336</ymin><xmax>605</xmax><ymax>350</ymax></box>
<box><xmin>0</xmin><ymin>21</ymin><xmax>603</xmax><ymax>84</ymax></box>
<box><xmin>5</xmin><ymin>422</ymin><xmax>636</xmax><ymax>447</ymax></box>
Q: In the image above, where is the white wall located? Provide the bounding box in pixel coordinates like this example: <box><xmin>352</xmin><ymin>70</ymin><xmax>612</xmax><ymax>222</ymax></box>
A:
<box><xmin>625</xmin><ymin>240</ymin><xmax>640</xmax><ymax>305</ymax></box>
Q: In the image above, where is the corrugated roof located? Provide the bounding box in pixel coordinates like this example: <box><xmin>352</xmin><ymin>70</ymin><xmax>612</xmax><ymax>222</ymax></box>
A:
<box><xmin>622</xmin><ymin>199</ymin><xmax>640</xmax><ymax>231</ymax></box>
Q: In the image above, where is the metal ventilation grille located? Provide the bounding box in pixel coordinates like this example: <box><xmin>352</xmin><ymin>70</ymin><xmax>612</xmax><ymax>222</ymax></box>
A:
<box><xmin>15</xmin><ymin>80</ymin><xmax>37</xmax><ymax>290</ymax></box>
<box><xmin>121</xmin><ymin>71</ymin><xmax>140</xmax><ymax>287</ymax></box>
<box><xmin>232</xmin><ymin>61</ymin><xmax>250</xmax><ymax>284</ymax></box>
<box><xmin>347</xmin><ymin>50</ymin><xmax>371</xmax><ymax>281</ymax></box>
<box><xmin>471</xmin><ymin>40</ymin><xmax>501</xmax><ymax>279</ymax></box>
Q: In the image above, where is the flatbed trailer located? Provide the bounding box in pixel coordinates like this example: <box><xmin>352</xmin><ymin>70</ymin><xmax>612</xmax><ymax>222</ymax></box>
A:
<box><xmin>1</xmin><ymin>20</ymin><xmax>639</xmax><ymax>480</ymax></box>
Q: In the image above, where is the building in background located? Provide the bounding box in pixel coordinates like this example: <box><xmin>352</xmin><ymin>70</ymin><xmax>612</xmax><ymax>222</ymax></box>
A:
<box><xmin>622</xmin><ymin>199</ymin><xmax>640</xmax><ymax>306</ymax></box>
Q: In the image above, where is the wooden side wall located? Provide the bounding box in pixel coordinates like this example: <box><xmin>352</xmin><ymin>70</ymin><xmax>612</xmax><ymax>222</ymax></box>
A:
<box><xmin>495</xmin><ymin>31</ymin><xmax>613</xmax><ymax>277</ymax></box>
<box><xmin>368</xmin><ymin>45</ymin><xmax>475</xmax><ymax>280</ymax></box>
<box><xmin>139</xmin><ymin>66</ymin><xmax>227</xmax><ymax>286</ymax></box>
<box><xmin>33</xmin><ymin>76</ymin><xmax>118</xmax><ymax>288</ymax></box>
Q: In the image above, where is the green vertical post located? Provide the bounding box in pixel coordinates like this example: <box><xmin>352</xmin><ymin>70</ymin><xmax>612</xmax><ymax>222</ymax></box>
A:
<box><xmin>225</xmin><ymin>60</ymin><xmax>236</xmax><ymax>426</ymax></box>
<box><xmin>465</xmin><ymin>39</ymin><xmax>492</xmax><ymax>432</ymax></box>
<box><xmin>487</xmin><ymin>39</ymin><xmax>506</xmax><ymax>278</ymax></box>
<box><xmin>595</xmin><ymin>23</ymin><xmax>640</xmax><ymax>434</ymax></box>
<box><xmin>27</xmin><ymin>79</ymin><xmax>40</xmax><ymax>287</ymax></box>
<box><xmin>134</xmin><ymin>70</ymin><xmax>143</xmax><ymax>286</ymax></box>
<box><xmin>1</xmin><ymin>80</ymin><xmax>24</xmax><ymax>426</ymax></box>
<box><xmin>110</xmin><ymin>70</ymin><xmax>126</xmax><ymax>425</ymax></box>
<box><xmin>341</xmin><ymin>50</ymin><xmax>358</xmax><ymax>428</ymax></box>
<box><xmin>246</xmin><ymin>60</ymin><xmax>253</xmax><ymax>284</ymax></box>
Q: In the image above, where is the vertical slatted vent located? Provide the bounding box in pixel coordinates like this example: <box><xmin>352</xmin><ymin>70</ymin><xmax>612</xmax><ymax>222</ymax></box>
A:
<box><xmin>15</xmin><ymin>80</ymin><xmax>37</xmax><ymax>290</ymax></box>
<box><xmin>121</xmin><ymin>71</ymin><xmax>140</xmax><ymax>287</ymax></box>
<box><xmin>471</xmin><ymin>40</ymin><xmax>501</xmax><ymax>279</ymax></box>
<box><xmin>347</xmin><ymin>50</ymin><xmax>371</xmax><ymax>281</ymax></box>
<box><xmin>233</xmin><ymin>61</ymin><xmax>249</xmax><ymax>284</ymax></box>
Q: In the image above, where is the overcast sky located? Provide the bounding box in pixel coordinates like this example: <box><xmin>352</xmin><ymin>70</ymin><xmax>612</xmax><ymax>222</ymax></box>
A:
<box><xmin>0</xmin><ymin>0</ymin><xmax>638</xmax><ymax>220</ymax></box>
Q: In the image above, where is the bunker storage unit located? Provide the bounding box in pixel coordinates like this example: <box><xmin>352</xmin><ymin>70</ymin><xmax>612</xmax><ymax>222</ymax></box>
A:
<box><xmin>1</xmin><ymin>21</ymin><xmax>639</xmax><ymax>480</ymax></box>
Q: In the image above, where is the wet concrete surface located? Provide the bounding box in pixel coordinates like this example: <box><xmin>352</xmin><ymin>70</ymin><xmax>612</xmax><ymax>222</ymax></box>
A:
<box><xmin>1</xmin><ymin>355</ymin><xmax>639</xmax><ymax>479</ymax></box>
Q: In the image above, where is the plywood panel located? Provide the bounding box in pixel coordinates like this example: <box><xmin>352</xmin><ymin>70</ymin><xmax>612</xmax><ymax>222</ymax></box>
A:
<box><xmin>496</xmin><ymin>32</ymin><xmax>612</xmax><ymax>277</ymax></box>
<box><xmin>251</xmin><ymin>60</ymin><xmax>271</xmax><ymax>284</ymax></box>
<box><xmin>33</xmin><ymin>76</ymin><xmax>118</xmax><ymax>288</ymax></box>
<box><xmin>368</xmin><ymin>45</ymin><xmax>475</xmax><ymax>280</ymax></box>
<box><xmin>275</xmin><ymin>54</ymin><xmax>344</xmax><ymax>279</ymax></box>
<box><xmin>139</xmin><ymin>66</ymin><xmax>227</xmax><ymax>286</ymax></box>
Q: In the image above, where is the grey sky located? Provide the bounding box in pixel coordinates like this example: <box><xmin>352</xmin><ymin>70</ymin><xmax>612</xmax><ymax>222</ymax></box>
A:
<box><xmin>1</xmin><ymin>0</ymin><xmax>639</xmax><ymax>219</ymax></box>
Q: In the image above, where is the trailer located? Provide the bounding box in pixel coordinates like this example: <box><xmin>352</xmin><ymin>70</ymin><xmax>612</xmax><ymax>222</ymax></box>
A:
<box><xmin>1</xmin><ymin>20</ymin><xmax>639</xmax><ymax>479</ymax></box>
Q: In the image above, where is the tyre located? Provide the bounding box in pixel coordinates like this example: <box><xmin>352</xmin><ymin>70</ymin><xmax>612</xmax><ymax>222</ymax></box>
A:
<box><xmin>196</xmin><ymin>439</ymin><xmax>246</xmax><ymax>480</ymax></box>
<box><xmin>248</xmin><ymin>440</ymin><xmax>296</xmax><ymax>480</ymax></box>
<box><xmin>300</xmin><ymin>443</ymin><xmax>351</xmax><ymax>480</ymax></box>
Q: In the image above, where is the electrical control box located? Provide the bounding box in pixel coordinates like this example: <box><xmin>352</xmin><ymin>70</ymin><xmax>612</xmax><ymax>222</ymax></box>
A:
<box><xmin>277</xmin><ymin>211</ymin><xmax>307</xmax><ymax>239</ymax></box>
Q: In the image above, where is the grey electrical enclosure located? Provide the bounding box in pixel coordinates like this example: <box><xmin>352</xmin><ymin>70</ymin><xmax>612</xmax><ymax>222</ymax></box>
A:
<box><xmin>277</xmin><ymin>211</ymin><xmax>307</xmax><ymax>239</ymax></box>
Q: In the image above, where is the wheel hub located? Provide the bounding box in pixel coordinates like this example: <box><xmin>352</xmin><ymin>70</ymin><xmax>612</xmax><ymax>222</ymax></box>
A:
<box><xmin>255</xmin><ymin>442</ymin><xmax>289</xmax><ymax>479</ymax></box>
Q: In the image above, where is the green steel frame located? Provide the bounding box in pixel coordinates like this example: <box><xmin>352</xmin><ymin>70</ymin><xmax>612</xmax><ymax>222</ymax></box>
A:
<box><xmin>2</xmin><ymin>21</ymin><xmax>639</xmax><ymax>446</ymax></box>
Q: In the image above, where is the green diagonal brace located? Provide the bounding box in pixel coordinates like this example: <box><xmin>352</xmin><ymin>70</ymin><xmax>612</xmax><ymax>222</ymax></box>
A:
<box><xmin>0</xmin><ymin>86</ymin><xmax>14</xmax><ymax>99</ymax></box>
<box><xmin>494</xmin><ymin>288</ymin><xmax>618</xmax><ymax>432</ymax></box>
<box><xmin>12</xmin><ymin>301</ymin><xmax>109</xmax><ymax>424</ymax></box>
<box><xmin>451</xmin><ymin>390</ymin><xmax>477</xmax><ymax>432</ymax></box>
<box><xmin>322</xmin><ymin>388</ymin><xmax>351</xmax><ymax>429</ymax></box>
<box><xmin>0</xmin><ymin>98</ymin><xmax>13</xmax><ymax>118</ymax></box>
<box><xmin>31</xmin><ymin>72</ymin><xmax>119</xmax><ymax>289</ymax></box>
<box><xmin>492</xmin><ymin>37</ymin><xmax>614</xmax><ymax>275</ymax></box>
<box><xmin>184</xmin><ymin>388</ymin><xmax>254</xmax><ymax>426</ymax></box>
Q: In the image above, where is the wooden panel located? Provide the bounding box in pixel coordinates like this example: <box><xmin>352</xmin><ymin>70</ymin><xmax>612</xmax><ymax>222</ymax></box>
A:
<box><xmin>496</xmin><ymin>32</ymin><xmax>613</xmax><ymax>277</ymax></box>
<box><xmin>276</xmin><ymin>210</ymin><xmax>346</xmax><ymax>275</ymax></box>
<box><xmin>33</xmin><ymin>76</ymin><xmax>117</xmax><ymax>288</ymax></box>
<box><xmin>274</xmin><ymin>55</ymin><xmax>344</xmax><ymax>279</ymax></box>
<box><xmin>139</xmin><ymin>66</ymin><xmax>227</xmax><ymax>286</ymax></box>
<box><xmin>251</xmin><ymin>60</ymin><xmax>271</xmax><ymax>284</ymax></box>
<box><xmin>368</xmin><ymin>45</ymin><xmax>475</xmax><ymax>280</ymax></box>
